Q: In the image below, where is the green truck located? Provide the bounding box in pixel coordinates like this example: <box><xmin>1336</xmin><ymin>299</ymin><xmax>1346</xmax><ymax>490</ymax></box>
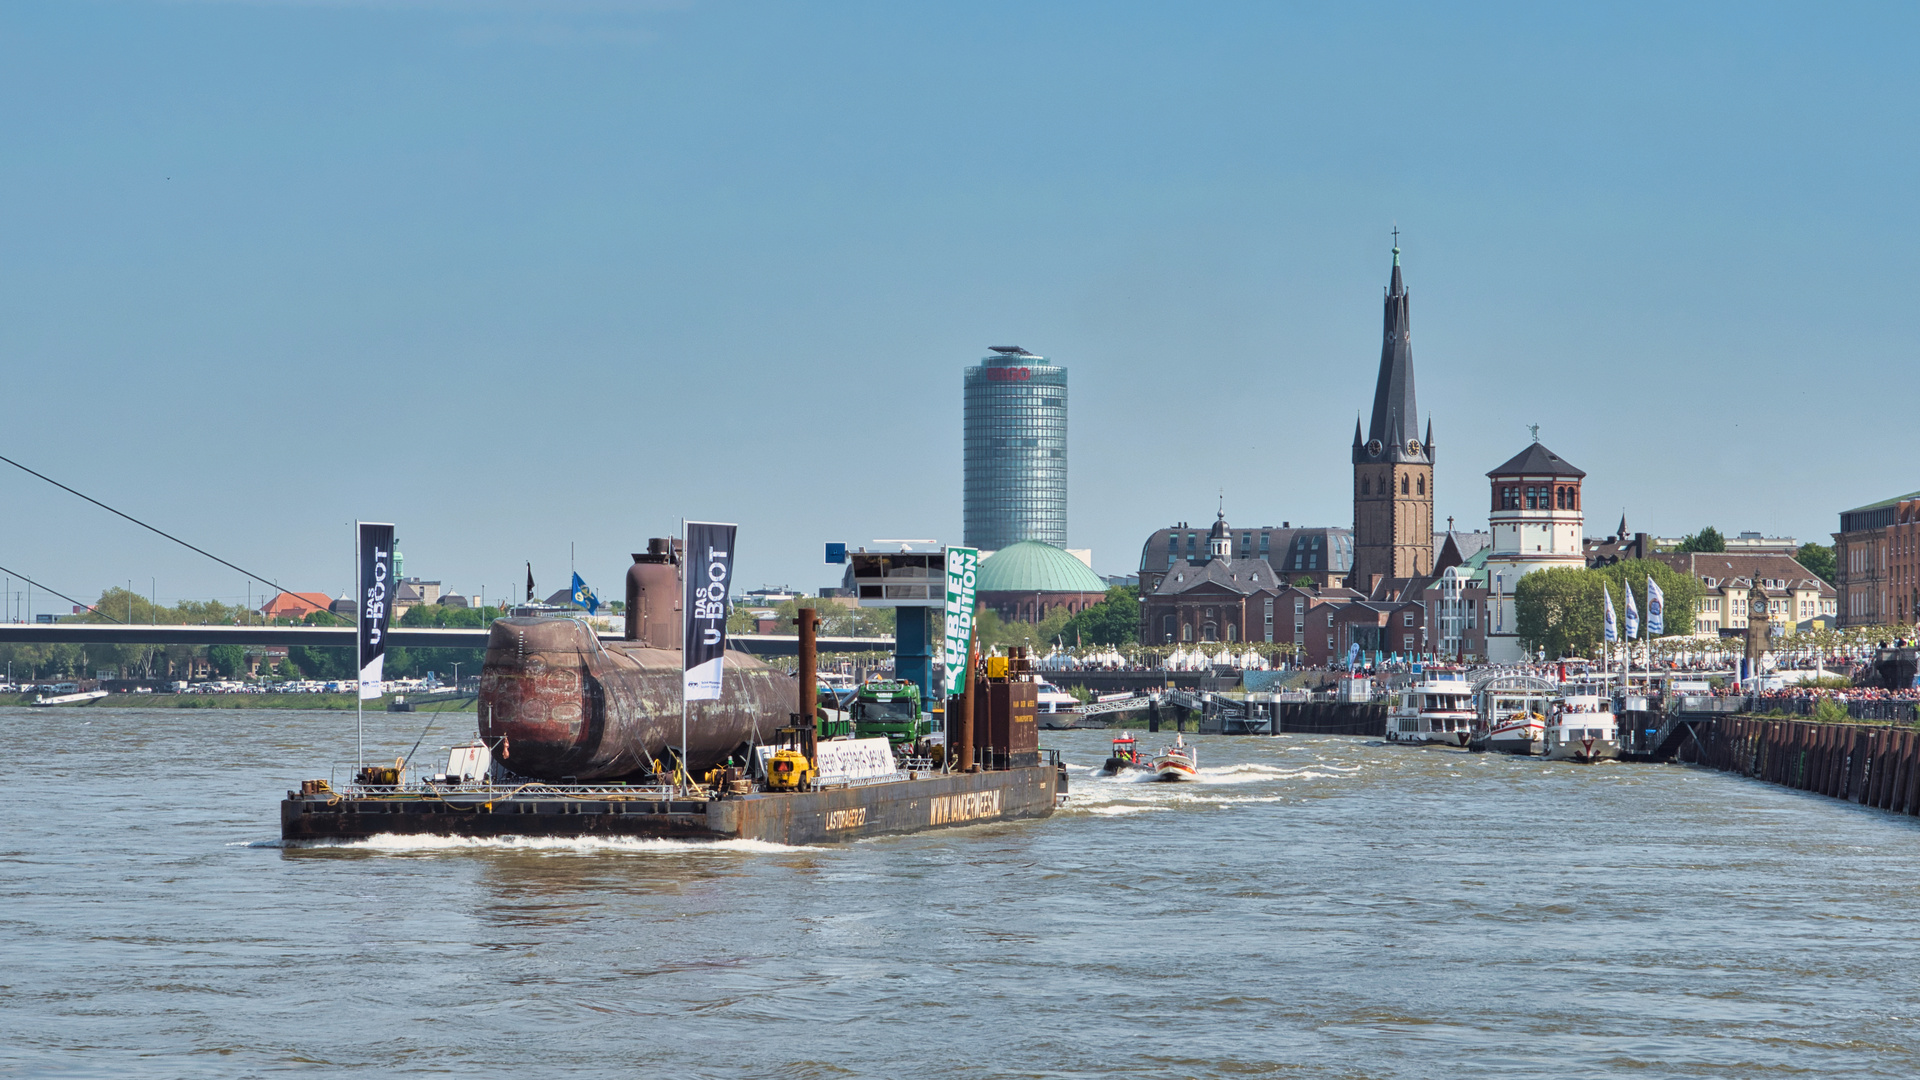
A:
<box><xmin>845</xmin><ymin>679</ymin><xmax>929</xmax><ymax>746</ymax></box>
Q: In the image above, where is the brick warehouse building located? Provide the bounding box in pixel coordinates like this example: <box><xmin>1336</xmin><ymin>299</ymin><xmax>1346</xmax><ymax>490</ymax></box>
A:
<box><xmin>1834</xmin><ymin>490</ymin><xmax>1920</xmax><ymax>628</ymax></box>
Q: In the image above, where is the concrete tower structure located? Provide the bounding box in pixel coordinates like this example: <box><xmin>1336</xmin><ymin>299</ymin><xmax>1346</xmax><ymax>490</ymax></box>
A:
<box><xmin>1350</xmin><ymin>242</ymin><xmax>1434</xmax><ymax>591</ymax></box>
<box><xmin>1483</xmin><ymin>439</ymin><xmax>1588</xmax><ymax>663</ymax></box>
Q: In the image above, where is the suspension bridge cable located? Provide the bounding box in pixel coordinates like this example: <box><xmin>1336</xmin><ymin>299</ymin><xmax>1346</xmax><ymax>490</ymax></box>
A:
<box><xmin>0</xmin><ymin>452</ymin><xmax>300</xmax><ymax>601</ymax></box>
<box><xmin>0</xmin><ymin>563</ymin><xmax>124</xmax><ymax>623</ymax></box>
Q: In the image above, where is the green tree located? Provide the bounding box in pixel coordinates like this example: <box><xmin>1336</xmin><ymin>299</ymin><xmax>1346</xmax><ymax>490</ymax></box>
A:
<box><xmin>1514</xmin><ymin>567</ymin><xmax>1600</xmax><ymax>658</ymax></box>
<box><xmin>207</xmin><ymin>644</ymin><xmax>246</xmax><ymax>678</ymax></box>
<box><xmin>1514</xmin><ymin>559</ymin><xmax>1700</xmax><ymax>657</ymax></box>
<box><xmin>288</xmin><ymin>645</ymin><xmax>354</xmax><ymax>679</ymax></box>
<box><xmin>1795</xmin><ymin>542</ymin><xmax>1837</xmax><ymax>585</ymax></box>
<box><xmin>1677</xmin><ymin>526</ymin><xmax>1727</xmax><ymax>553</ymax></box>
<box><xmin>1058</xmin><ymin>586</ymin><xmax>1141</xmax><ymax>646</ymax></box>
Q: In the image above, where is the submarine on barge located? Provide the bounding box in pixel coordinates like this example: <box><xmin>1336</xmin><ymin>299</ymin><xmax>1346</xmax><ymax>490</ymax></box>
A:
<box><xmin>280</xmin><ymin>538</ymin><xmax>1064</xmax><ymax>845</ymax></box>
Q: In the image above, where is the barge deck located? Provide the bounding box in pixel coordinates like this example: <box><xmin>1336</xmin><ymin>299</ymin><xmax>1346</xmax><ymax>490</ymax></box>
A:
<box><xmin>282</xmin><ymin>759</ymin><xmax>1062</xmax><ymax>846</ymax></box>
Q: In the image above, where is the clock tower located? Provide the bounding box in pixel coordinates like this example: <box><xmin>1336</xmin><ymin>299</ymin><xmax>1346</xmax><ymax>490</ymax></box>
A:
<box><xmin>1350</xmin><ymin>240</ymin><xmax>1434</xmax><ymax>590</ymax></box>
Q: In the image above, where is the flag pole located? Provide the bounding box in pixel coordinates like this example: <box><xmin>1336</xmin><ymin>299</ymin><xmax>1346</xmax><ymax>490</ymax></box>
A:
<box><xmin>355</xmin><ymin>521</ymin><xmax>363</xmax><ymax>771</ymax></box>
<box><xmin>680</xmin><ymin>517</ymin><xmax>688</xmax><ymax>794</ymax></box>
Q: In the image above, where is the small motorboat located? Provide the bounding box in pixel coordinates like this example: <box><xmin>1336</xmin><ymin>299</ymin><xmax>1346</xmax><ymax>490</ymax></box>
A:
<box><xmin>1151</xmin><ymin>734</ymin><xmax>1199</xmax><ymax>781</ymax></box>
<box><xmin>1099</xmin><ymin>733</ymin><xmax>1150</xmax><ymax>775</ymax></box>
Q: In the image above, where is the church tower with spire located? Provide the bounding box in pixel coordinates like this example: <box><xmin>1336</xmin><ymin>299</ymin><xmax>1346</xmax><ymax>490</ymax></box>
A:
<box><xmin>1349</xmin><ymin>239</ymin><xmax>1434</xmax><ymax>589</ymax></box>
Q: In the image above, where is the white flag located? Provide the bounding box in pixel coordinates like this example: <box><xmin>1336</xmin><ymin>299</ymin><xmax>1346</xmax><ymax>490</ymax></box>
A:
<box><xmin>1646</xmin><ymin>577</ymin><xmax>1665</xmax><ymax>636</ymax></box>
<box><xmin>1624</xmin><ymin>578</ymin><xmax>1639</xmax><ymax>639</ymax></box>
<box><xmin>1603</xmin><ymin>583</ymin><xmax>1618</xmax><ymax>643</ymax></box>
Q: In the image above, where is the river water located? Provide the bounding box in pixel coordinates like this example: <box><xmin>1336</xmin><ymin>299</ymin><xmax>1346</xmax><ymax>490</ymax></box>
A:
<box><xmin>5</xmin><ymin>705</ymin><xmax>1920</xmax><ymax>1078</ymax></box>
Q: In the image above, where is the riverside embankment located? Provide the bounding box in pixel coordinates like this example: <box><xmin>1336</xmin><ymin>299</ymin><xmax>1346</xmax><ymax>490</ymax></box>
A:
<box><xmin>1682</xmin><ymin>714</ymin><xmax>1920</xmax><ymax>814</ymax></box>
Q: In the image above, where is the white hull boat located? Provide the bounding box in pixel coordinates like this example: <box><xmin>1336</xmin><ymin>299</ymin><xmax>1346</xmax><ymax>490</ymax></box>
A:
<box><xmin>1151</xmin><ymin>735</ymin><xmax>1199</xmax><ymax>781</ymax></box>
<box><xmin>31</xmin><ymin>689</ymin><xmax>110</xmax><ymax>707</ymax></box>
<box><xmin>1385</xmin><ymin>679</ymin><xmax>1477</xmax><ymax>749</ymax></box>
<box><xmin>1545</xmin><ymin>695</ymin><xmax>1622</xmax><ymax>763</ymax></box>
<box><xmin>1035</xmin><ymin>681</ymin><xmax>1081</xmax><ymax>730</ymax></box>
<box><xmin>1481</xmin><ymin>712</ymin><xmax>1546</xmax><ymax>756</ymax></box>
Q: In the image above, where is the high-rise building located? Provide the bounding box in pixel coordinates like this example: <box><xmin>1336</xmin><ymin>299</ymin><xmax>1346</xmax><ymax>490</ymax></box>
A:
<box><xmin>1350</xmin><ymin>243</ymin><xmax>1435</xmax><ymax>589</ymax></box>
<box><xmin>963</xmin><ymin>346</ymin><xmax>1067</xmax><ymax>551</ymax></box>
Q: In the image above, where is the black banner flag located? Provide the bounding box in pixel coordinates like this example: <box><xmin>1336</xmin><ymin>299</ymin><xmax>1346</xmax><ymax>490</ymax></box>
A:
<box><xmin>357</xmin><ymin>522</ymin><xmax>396</xmax><ymax>700</ymax></box>
<box><xmin>682</xmin><ymin>521</ymin><xmax>737</xmax><ymax>701</ymax></box>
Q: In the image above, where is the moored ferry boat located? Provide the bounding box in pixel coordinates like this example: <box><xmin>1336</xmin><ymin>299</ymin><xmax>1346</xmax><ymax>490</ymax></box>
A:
<box><xmin>1384</xmin><ymin>679</ymin><xmax>1477</xmax><ymax>748</ymax></box>
<box><xmin>1470</xmin><ymin>675</ymin><xmax>1556</xmax><ymax>756</ymax></box>
<box><xmin>1035</xmin><ymin>681</ymin><xmax>1082</xmax><ymax>730</ymax></box>
<box><xmin>1543</xmin><ymin>694</ymin><xmax>1621</xmax><ymax>762</ymax></box>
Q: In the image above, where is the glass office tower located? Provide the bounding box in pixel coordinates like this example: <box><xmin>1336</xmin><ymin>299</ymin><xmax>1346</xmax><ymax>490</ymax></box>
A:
<box><xmin>963</xmin><ymin>346</ymin><xmax>1067</xmax><ymax>551</ymax></box>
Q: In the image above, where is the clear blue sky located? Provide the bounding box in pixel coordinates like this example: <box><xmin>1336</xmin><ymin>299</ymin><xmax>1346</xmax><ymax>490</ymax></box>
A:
<box><xmin>1</xmin><ymin>1</ymin><xmax>1912</xmax><ymax>611</ymax></box>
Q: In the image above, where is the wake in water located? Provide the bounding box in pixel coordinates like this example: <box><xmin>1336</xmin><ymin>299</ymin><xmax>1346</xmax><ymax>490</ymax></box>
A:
<box><xmin>249</xmin><ymin>834</ymin><xmax>810</xmax><ymax>855</ymax></box>
<box><xmin>1091</xmin><ymin>761</ymin><xmax>1345</xmax><ymax>786</ymax></box>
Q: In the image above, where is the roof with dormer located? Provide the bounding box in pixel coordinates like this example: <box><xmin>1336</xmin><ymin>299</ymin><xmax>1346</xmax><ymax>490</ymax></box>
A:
<box><xmin>1147</xmin><ymin>556</ymin><xmax>1287</xmax><ymax>597</ymax></box>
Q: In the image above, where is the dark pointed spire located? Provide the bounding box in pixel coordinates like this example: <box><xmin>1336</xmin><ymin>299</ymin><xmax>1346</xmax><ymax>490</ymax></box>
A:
<box><xmin>1356</xmin><ymin>238</ymin><xmax>1421</xmax><ymax>464</ymax></box>
<box><xmin>1353</xmin><ymin>414</ymin><xmax>1364</xmax><ymax>447</ymax></box>
<box><xmin>1424</xmin><ymin>416</ymin><xmax>1434</xmax><ymax>460</ymax></box>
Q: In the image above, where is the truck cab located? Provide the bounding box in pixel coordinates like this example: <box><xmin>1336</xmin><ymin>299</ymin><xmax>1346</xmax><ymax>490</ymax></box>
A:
<box><xmin>850</xmin><ymin>679</ymin><xmax>929</xmax><ymax>746</ymax></box>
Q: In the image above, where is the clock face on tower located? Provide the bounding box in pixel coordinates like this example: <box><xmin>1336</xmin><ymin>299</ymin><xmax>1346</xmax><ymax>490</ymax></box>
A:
<box><xmin>1407</xmin><ymin>439</ymin><xmax>1421</xmax><ymax>455</ymax></box>
<box><xmin>1366</xmin><ymin>439</ymin><xmax>1383</xmax><ymax>457</ymax></box>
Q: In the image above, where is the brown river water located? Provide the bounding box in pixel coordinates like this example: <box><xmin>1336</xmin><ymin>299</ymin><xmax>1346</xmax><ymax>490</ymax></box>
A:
<box><xmin>4</xmin><ymin>705</ymin><xmax>1919</xmax><ymax>1078</ymax></box>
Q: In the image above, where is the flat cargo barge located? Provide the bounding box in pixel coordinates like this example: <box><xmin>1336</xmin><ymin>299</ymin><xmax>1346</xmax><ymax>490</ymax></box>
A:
<box><xmin>282</xmin><ymin>759</ymin><xmax>1062</xmax><ymax>846</ymax></box>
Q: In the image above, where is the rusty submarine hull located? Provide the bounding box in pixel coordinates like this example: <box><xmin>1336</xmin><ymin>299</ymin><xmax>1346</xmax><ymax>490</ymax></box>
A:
<box><xmin>477</xmin><ymin>617</ymin><xmax>793</xmax><ymax>781</ymax></box>
<box><xmin>475</xmin><ymin>539</ymin><xmax>794</xmax><ymax>782</ymax></box>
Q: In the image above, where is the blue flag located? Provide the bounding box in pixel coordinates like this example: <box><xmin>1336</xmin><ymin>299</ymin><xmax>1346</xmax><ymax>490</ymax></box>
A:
<box><xmin>1624</xmin><ymin>578</ymin><xmax>1639</xmax><ymax>639</ymax></box>
<box><xmin>1646</xmin><ymin>577</ymin><xmax>1664</xmax><ymax>636</ymax></box>
<box><xmin>570</xmin><ymin>572</ymin><xmax>600</xmax><ymax>615</ymax></box>
<box><xmin>1603</xmin><ymin>583</ymin><xmax>1618</xmax><ymax>643</ymax></box>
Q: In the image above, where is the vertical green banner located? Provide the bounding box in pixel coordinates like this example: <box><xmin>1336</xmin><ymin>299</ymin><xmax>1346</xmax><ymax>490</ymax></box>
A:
<box><xmin>943</xmin><ymin>546</ymin><xmax>979</xmax><ymax>696</ymax></box>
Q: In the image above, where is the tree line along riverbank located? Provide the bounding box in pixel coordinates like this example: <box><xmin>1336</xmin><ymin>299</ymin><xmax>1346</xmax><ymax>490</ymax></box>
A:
<box><xmin>0</xmin><ymin>693</ymin><xmax>478</xmax><ymax>711</ymax></box>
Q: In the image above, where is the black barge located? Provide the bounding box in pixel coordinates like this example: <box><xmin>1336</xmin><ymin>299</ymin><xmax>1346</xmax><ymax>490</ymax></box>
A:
<box><xmin>282</xmin><ymin>760</ymin><xmax>1061</xmax><ymax>846</ymax></box>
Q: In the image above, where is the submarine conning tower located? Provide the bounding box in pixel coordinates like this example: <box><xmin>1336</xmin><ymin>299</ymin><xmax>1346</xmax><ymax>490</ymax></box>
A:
<box><xmin>625</xmin><ymin>537</ymin><xmax>681</xmax><ymax>648</ymax></box>
<box><xmin>476</xmin><ymin>538</ymin><xmax>796</xmax><ymax>782</ymax></box>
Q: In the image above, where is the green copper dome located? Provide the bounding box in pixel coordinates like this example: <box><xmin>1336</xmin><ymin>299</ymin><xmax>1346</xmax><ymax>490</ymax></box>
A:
<box><xmin>975</xmin><ymin>540</ymin><xmax>1107</xmax><ymax>594</ymax></box>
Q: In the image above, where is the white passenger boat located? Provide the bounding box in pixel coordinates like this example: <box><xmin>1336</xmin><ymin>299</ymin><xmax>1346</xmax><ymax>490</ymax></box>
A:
<box><xmin>1151</xmin><ymin>734</ymin><xmax>1199</xmax><ymax>781</ymax></box>
<box><xmin>1471</xmin><ymin>677</ymin><xmax>1555</xmax><ymax>756</ymax></box>
<box><xmin>1035</xmin><ymin>681</ymin><xmax>1082</xmax><ymax>730</ymax></box>
<box><xmin>1384</xmin><ymin>679</ymin><xmax>1477</xmax><ymax>748</ymax></box>
<box><xmin>1544</xmin><ymin>695</ymin><xmax>1621</xmax><ymax>762</ymax></box>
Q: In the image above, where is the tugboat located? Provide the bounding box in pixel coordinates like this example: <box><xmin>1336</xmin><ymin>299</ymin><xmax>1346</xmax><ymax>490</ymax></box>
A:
<box><xmin>1384</xmin><ymin>678</ymin><xmax>1477</xmax><ymax>748</ymax></box>
<box><xmin>1151</xmin><ymin>733</ymin><xmax>1199</xmax><ymax>781</ymax></box>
